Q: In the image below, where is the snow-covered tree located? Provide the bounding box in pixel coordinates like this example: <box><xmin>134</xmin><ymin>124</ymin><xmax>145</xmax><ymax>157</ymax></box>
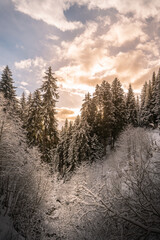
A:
<box><xmin>111</xmin><ymin>78</ymin><xmax>127</xmax><ymax>146</ymax></box>
<box><xmin>81</xmin><ymin>93</ymin><xmax>97</xmax><ymax>128</ymax></box>
<box><xmin>67</xmin><ymin>119</ymin><xmax>102</xmax><ymax>174</ymax></box>
<box><xmin>126</xmin><ymin>84</ymin><xmax>138</xmax><ymax>126</ymax></box>
<box><xmin>26</xmin><ymin>89</ymin><xmax>43</xmax><ymax>147</ymax></box>
<box><xmin>19</xmin><ymin>92</ymin><xmax>27</xmax><ymax>123</ymax></box>
<box><xmin>154</xmin><ymin>69</ymin><xmax>160</xmax><ymax>125</ymax></box>
<box><xmin>93</xmin><ymin>81</ymin><xmax>114</xmax><ymax>151</ymax></box>
<box><xmin>0</xmin><ymin>66</ymin><xmax>16</xmax><ymax>102</ymax></box>
<box><xmin>40</xmin><ymin>66</ymin><xmax>59</xmax><ymax>162</ymax></box>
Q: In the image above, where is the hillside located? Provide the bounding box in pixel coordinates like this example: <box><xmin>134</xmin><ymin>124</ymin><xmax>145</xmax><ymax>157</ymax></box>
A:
<box><xmin>0</xmin><ymin>92</ymin><xmax>160</xmax><ymax>240</ymax></box>
<box><xmin>47</xmin><ymin>128</ymin><xmax>160</xmax><ymax>240</ymax></box>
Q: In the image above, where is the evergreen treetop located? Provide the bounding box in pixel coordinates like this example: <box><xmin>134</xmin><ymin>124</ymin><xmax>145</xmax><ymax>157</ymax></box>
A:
<box><xmin>0</xmin><ymin>65</ymin><xmax>16</xmax><ymax>102</ymax></box>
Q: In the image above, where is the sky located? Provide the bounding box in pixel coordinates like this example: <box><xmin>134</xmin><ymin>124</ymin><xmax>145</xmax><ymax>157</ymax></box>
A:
<box><xmin>0</xmin><ymin>0</ymin><xmax>160</xmax><ymax>124</ymax></box>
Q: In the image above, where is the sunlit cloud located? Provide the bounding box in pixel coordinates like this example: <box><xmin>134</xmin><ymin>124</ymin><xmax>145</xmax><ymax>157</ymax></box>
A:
<box><xmin>101</xmin><ymin>15</ymin><xmax>148</xmax><ymax>47</ymax></box>
<box><xmin>79</xmin><ymin>0</ymin><xmax>160</xmax><ymax>19</ymax></box>
<box><xmin>12</xmin><ymin>0</ymin><xmax>83</xmax><ymax>31</ymax></box>
<box><xmin>15</xmin><ymin>57</ymin><xmax>46</xmax><ymax>70</ymax></box>
<box><xmin>57</xmin><ymin>107</ymin><xmax>80</xmax><ymax>122</ymax></box>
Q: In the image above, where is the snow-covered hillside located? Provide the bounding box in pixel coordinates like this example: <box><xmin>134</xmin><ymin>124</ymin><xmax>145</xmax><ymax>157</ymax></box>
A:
<box><xmin>0</xmin><ymin>92</ymin><xmax>160</xmax><ymax>240</ymax></box>
<box><xmin>45</xmin><ymin>128</ymin><xmax>160</xmax><ymax>240</ymax></box>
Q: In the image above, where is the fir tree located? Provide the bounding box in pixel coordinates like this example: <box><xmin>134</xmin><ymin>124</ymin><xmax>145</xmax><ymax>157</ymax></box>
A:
<box><xmin>0</xmin><ymin>66</ymin><xmax>17</xmax><ymax>103</ymax></box>
<box><xmin>126</xmin><ymin>84</ymin><xmax>138</xmax><ymax>126</ymax></box>
<box><xmin>40</xmin><ymin>66</ymin><xmax>59</xmax><ymax>162</ymax></box>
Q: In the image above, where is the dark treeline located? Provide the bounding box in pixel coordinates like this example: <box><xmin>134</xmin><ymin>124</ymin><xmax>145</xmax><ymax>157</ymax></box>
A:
<box><xmin>0</xmin><ymin>65</ymin><xmax>160</xmax><ymax>176</ymax></box>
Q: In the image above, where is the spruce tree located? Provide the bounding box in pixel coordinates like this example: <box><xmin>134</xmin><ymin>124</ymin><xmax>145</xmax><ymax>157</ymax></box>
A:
<box><xmin>55</xmin><ymin>119</ymin><xmax>73</xmax><ymax>177</ymax></box>
<box><xmin>19</xmin><ymin>92</ymin><xmax>27</xmax><ymax>123</ymax></box>
<box><xmin>140</xmin><ymin>82</ymin><xmax>148</xmax><ymax>126</ymax></box>
<box><xmin>0</xmin><ymin>66</ymin><xmax>16</xmax><ymax>103</ymax></box>
<box><xmin>154</xmin><ymin>69</ymin><xmax>160</xmax><ymax>125</ymax></box>
<box><xmin>126</xmin><ymin>84</ymin><xmax>138</xmax><ymax>126</ymax></box>
<box><xmin>93</xmin><ymin>81</ymin><xmax>114</xmax><ymax>151</ymax></box>
<box><xmin>111</xmin><ymin>78</ymin><xmax>126</xmax><ymax>146</ymax></box>
<box><xmin>26</xmin><ymin>89</ymin><xmax>43</xmax><ymax>147</ymax></box>
<box><xmin>144</xmin><ymin>80</ymin><xmax>152</xmax><ymax>126</ymax></box>
<box><xmin>68</xmin><ymin>118</ymin><xmax>102</xmax><ymax>174</ymax></box>
<box><xmin>150</xmin><ymin>72</ymin><xmax>157</xmax><ymax>125</ymax></box>
<box><xmin>40</xmin><ymin>66</ymin><xmax>59</xmax><ymax>162</ymax></box>
<box><xmin>81</xmin><ymin>92</ymin><xmax>97</xmax><ymax>131</ymax></box>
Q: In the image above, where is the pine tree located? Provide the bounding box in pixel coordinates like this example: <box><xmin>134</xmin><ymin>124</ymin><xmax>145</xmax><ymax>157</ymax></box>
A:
<box><xmin>0</xmin><ymin>66</ymin><xmax>17</xmax><ymax>103</ymax></box>
<box><xmin>111</xmin><ymin>78</ymin><xmax>127</xmax><ymax>146</ymax></box>
<box><xmin>126</xmin><ymin>84</ymin><xmax>138</xmax><ymax>126</ymax></box>
<box><xmin>40</xmin><ymin>66</ymin><xmax>59</xmax><ymax>162</ymax></box>
<box><xmin>26</xmin><ymin>89</ymin><xmax>43</xmax><ymax>147</ymax></box>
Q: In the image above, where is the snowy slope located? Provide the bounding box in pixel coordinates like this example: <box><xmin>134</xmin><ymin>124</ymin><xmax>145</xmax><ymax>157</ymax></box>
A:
<box><xmin>46</xmin><ymin>128</ymin><xmax>160</xmax><ymax>240</ymax></box>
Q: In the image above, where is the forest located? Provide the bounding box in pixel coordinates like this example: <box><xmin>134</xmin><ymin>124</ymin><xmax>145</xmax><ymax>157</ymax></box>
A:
<box><xmin>0</xmin><ymin>65</ymin><xmax>160</xmax><ymax>240</ymax></box>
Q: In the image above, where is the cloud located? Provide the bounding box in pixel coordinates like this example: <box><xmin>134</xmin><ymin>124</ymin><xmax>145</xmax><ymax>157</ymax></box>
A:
<box><xmin>20</xmin><ymin>81</ymin><xmax>28</xmax><ymax>86</ymax></box>
<box><xmin>0</xmin><ymin>65</ymin><xmax>5</xmax><ymax>72</ymax></box>
<box><xmin>136</xmin><ymin>40</ymin><xmax>159</xmax><ymax>57</ymax></box>
<box><xmin>12</xmin><ymin>0</ymin><xmax>83</xmax><ymax>31</ymax></box>
<box><xmin>14</xmin><ymin>57</ymin><xmax>48</xmax><ymax>93</ymax></box>
<box><xmin>46</xmin><ymin>34</ymin><xmax>60</xmax><ymax>41</ymax></box>
<box><xmin>15</xmin><ymin>57</ymin><xmax>46</xmax><ymax>70</ymax></box>
<box><xmin>57</xmin><ymin>108</ymin><xmax>74</xmax><ymax>119</ymax></box>
<box><xmin>56</xmin><ymin>21</ymin><xmax>107</xmax><ymax>75</ymax></box>
<box><xmin>101</xmin><ymin>16</ymin><xmax>148</xmax><ymax>47</ymax></box>
<box><xmin>79</xmin><ymin>0</ymin><xmax>160</xmax><ymax>19</ymax></box>
<box><xmin>19</xmin><ymin>86</ymin><xmax>30</xmax><ymax>96</ymax></box>
<box><xmin>56</xmin><ymin>107</ymin><xmax>80</xmax><ymax>121</ymax></box>
<box><xmin>12</xmin><ymin>0</ymin><xmax>160</xmax><ymax>26</ymax></box>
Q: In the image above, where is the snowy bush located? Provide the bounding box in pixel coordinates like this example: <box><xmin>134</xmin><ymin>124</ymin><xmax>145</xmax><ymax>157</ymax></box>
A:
<box><xmin>0</xmin><ymin>94</ymin><xmax>53</xmax><ymax>239</ymax></box>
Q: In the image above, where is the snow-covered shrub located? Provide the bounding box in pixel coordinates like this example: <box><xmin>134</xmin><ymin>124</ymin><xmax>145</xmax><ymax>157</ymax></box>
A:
<box><xmin>0</xmin><ymin>94</ymin><xmax>52</xmax><ymax>239</ymax></box>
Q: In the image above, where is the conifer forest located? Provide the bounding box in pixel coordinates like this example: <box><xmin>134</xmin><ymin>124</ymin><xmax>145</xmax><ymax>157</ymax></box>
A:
<box><xmin>0</xmin><ymin>64</ymin><xmax>160</xmax><ymax>240</ymax></box>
